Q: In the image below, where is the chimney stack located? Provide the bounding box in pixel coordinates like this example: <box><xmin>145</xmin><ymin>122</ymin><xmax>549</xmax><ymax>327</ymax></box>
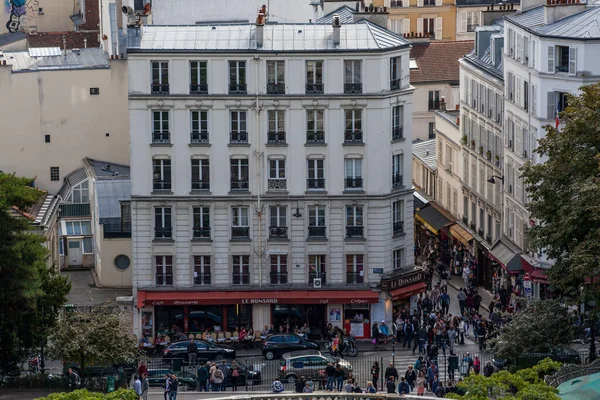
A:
<box><xmin>256</xmin><ymin>11</ymin><xmax>265</xmax><ymax>48</ymax></box>
<box><xmin>332</xmin><ymin>14</ymin><xmax>341</xmax><ymax>46</ymax></box>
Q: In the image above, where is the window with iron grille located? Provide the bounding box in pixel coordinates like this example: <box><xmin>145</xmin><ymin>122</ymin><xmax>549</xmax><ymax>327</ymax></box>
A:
<box><xmin>344</xmin><ymin>159</ymin><xmax>362</xmax><ymax>189</ymax></box>
<box><xmin>154</xmin><ymin>207</ymin><xmax>172</xmax><ymax>239</ymax></box>
<box><xmin>155</xmin><ymin>255</ymin><xmax>173</xmax><ymax>285</ymax></box>
<box><xmin>308</xmin><ymin>254</ymin><xmax>326</xmax><ymax>284</ymax></box>
<box><xmin>344</xmin><ymin>60</ymin><xmax>362</xmax><ymax>93</ymax></box>
<box><xmin>193</xmin><ymin>255</ymin><xmax>211</xmax><ymax>285</ymax></box>
<box><xmin>268</xmin><ymin>159</ymin><xmax>286</xmax><ymax>190</ymax></box>
<box><xmin>229</xmin><ymin>61</ymin><xmax>247</xmax><ymax>94</ymax></box>
<box><xmin>230</xmin><ymin>158</ymin><xmax>249</xmax><ymax>191</ymax></box>
<box><xmin>306</xmin><ymin>60</ymin><xmax>323</xmax><ymax>93</ymax></box>
<box><xmin>344</xmin><ymin>109</ymin><xmax>362</xmax><ymax>143</ymax></box>
<box><xmin>230</xmin><ymin>111</ymin><xmax>248</xmax><ymax>143</ymax></box>
<box><xmin>269</xmin><ymin>206</ymin><xmax>287</xmax><ymax>239</ymax></box>
<box><xmin>392</xmin><ymin>105</ymin><xmax>404</xmax><ymax>140</ymax></box>
<box><xmin>390</xmin><ymin>56</ymin><xmax>402</xmax><ymax>90</ymax></box>
<box><xmin>191</xmin><ymin>111</ymin><xmax>209</xmax><ymax>143</ymax></box>
<box><xmin>190</xmin><ymin>61</ymin><xmax>208</xmax><ymax>94</ymax></box>
<box><xmin>345</xmin><ymin>206</ymin><xmax>364</xmax><ymax>238</ymax></box>
<box><xmin>307</xmin><ymin>159</ymin><xmax>325</xmax><ymax>190</ymax></box>
<box><xmin>192</xmin><ymin>207</ymin><xmax>210</xmax><ymax>239</ymax></box>
<box><xmin>392</xmin><ymin>154</ymin><xmax>403</xmax><ymax>188</ymax></box>
<box><xmin>346</xmin><ymin>255</ymin><xmax>364</xmax><ymax>284</ymax></box>
<box><xmin>393</xmin><ymin>200</ymin><xmax>404</xmax><ymax>234</ymax></box>
<box><xmin>231</xmin><ymin>207</ymin><xmax>249</xmax><ymax>239</ymax></box>
<box><xmin>308</xmin><ymin>206</ymin><xmax>326</xmax><ymax>238</ymax></box>
<box><xmin>306</xmin><ymin>109</ymin><xmax>324</xmax><ymax>143</ymax></box>
<box><xmin>267</xmin><ymin>61</ymin><xmax>285</xmax><ymax>94</ymax></box>
<box><xmin>270</xmin><ymin>255</ymin><xmax>288</xmax><ymax>284</ymax></box>
<box><xmin>151</xmin><ymin>61</ymin><xmax>169</xmax><ymax>93</ymax></box>
<box><xmin>152</xmin><ymin>111</ymin><xmax>170</xmax><ymax>143</ymax></box>
<box><xmin>267</xmin><ymin>110</ymin><xmax>286</xmax><ymax>143</ymax></box>
<box><xmin>191</xmin><ymin>159</ymin><xmax>210</xmax><ymax>191</ymax></box>
<box><xmin>152</xmin><ymin>159</ymin><xmax>171</xmax><ymax>191</ymax></box>
<box><xmin>232</xmin><ymin>255</ymin><xmax>250</xmax><ymax>285</ymax></box>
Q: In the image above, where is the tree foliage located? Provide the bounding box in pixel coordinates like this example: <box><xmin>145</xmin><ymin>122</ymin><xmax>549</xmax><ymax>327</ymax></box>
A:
<box><xmin>446</xmin><ymin>358</ymin><xmax>561</xmax><ymax>400</ymax></box>
<box><xmin>490</xmin><ymin>300</ymin><xmax>575</xmax><ymax>359</ymax></box>
<box><xmin>47</xmin><ymin>304</ymin><xmax>139</xmax><ymax>377</ymax></box>
<box><xmin>521</xmin><ymin>83</ymin><xmax>600</xmax><ymax>301</ymax></box>
<box><xmin>0</xmin><ymin>173</ymin><xmax>71</xmax><ymax>377</ymax></box>
<box><xmin>35</xmin><ymin>388</ymin><xmax>138</xmax><ymax>400</ymax></box>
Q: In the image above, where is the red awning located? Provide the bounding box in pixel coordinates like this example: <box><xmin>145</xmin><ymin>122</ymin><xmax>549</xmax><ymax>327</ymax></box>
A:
<box><xmin>137</xmin><ymin>290</ymin><xmax>380</xmax><ymax>308</ymax></box>
<box><xmin>390</xmin><ymin>282</ymin><xmax>427</xmax><ymax>301</ymax></box>
<box><xmin>530</xmin><ymin>268</ymin><xmax>549</xmax><ymax>284</ymax></box>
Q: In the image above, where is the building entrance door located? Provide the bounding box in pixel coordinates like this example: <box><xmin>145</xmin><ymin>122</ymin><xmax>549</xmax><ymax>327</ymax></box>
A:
<box><xmin>68</xmin><ymin>240</ymin><xmax>82</xmax><ymax>265</ymax></box>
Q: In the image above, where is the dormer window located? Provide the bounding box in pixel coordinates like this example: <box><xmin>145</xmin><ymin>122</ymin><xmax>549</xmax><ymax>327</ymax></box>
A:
<box><xmin>68</xmin><ymin>180</ymin><xmax>89</xmax><ymax>203</ymax></box>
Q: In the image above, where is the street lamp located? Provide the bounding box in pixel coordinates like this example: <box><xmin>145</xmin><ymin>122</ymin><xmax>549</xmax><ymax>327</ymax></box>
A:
<box><xmin>392</xmin><ymin>323</ymin><xmax>397</xmax><ymax>366</ymax></box>
<box><xmin>486</xmin><ymin>175</ymin><xmax>504</xmax><ymax>184</ymax></box>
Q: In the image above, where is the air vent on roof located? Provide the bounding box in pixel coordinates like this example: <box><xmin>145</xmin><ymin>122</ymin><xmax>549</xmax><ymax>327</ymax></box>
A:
<box><xmin>101</xmin><ymin>164</ymin><xmax>112</xmax><ymax>172</ymax></box>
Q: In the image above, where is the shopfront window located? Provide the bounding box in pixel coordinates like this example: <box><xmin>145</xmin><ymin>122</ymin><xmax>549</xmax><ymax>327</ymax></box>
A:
<box><xmin>344</xmin><ymin>304</ymin><xmax>370</xmax><ymax>323</ymax></box>
<box><xmin>188</xmin><ymin>305</ymin><xmax>223</xmax><ymax>333</ymax></box>
<box><xmin>155</xmin><ymin>306</ymin><xmax>184</xmax><ymax>334</ymax></box>
<box><xmin>226</xmin><ymin>304</ymin><xmax>253</xmax><ymax>331</ymax></box>
<box><xmin>272</xmin><ymin>304</ymin><xmax>326</xmax><ymax>335</ymax></box>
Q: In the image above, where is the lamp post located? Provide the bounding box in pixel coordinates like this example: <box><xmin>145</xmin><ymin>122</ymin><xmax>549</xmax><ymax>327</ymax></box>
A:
<box><xmin>392</xmin><ymin>323</ymin><xmax>397</xmax><ymax>366</ymax></box>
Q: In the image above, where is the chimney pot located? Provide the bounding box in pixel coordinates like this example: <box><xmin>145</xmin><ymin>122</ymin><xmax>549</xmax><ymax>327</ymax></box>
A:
<box><xmin>332</xmin><ymin>14</ymin><xmax>341</xmax><ymax>46</ymax></box>
<box><xmin>115</xmin><ymin>54</ymin><xmax>119</xmax><ymax>59</ymax></box>
<box><xmin>256</xmin><ymin>12</ymin><xmax>265</xmax><ymax>47</ymax></box>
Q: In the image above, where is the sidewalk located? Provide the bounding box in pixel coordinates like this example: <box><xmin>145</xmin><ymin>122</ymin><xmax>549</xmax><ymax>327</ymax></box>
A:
<box><xmin>443</xmin><ymin>273</ymin><xmax>493</xmax><ymax>314</ymax></box>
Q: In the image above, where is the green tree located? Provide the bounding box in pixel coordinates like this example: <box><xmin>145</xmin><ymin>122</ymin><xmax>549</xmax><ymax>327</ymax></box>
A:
<box><xmin>0</xmin><ymin>173</ymin><xmax>70</xmax><ymax>377</ymax></box>
<box><xmin>446</xmin><ymin>358</ymin><xmax>561</xmax><ymax>400</ymax></box>
<box><xmin>47</xmin><ymin>304</ymin><xmax>139</xmax><ymax>379</ymax></box>
<box><xmin>521</xmin><ymin>83</ymin><xmax>600</xmax><ymax>302</ymax></box>
<box><xmin>490</xmin><ymin>300</ymin><xmax>575</xmax><ymax>360</ymax></box>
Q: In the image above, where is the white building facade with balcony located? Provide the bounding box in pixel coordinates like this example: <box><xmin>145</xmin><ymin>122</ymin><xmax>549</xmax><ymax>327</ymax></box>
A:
<box><xmin>128</xmin><ymin>21</ymin><xmax>415</xmax><ymax>339</ymax></box>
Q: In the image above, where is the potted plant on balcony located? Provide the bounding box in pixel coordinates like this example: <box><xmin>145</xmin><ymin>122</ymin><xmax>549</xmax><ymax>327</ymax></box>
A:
<box><xmin>479</xmin><ymin>146</ymin><xmax>484</xmax><ymax>155</ymax></box>
<box><xmin>495</xmin><ymin>155</ymin><xmax>500</xmax><ymax>165</ymax></box>
<box><xmin>461</xmin><ymin>135</ymin><xmax>467</xmax><ymax>145</ymax></box>
<box><xmin>471</xmin><ymin>140</ymin><xmax>475</xmax><ymax>148</ymax></box>
<box><xmin>486</xmin><ymin>150</ymin><xmax>492</xmax><ymax>160</ymax></box>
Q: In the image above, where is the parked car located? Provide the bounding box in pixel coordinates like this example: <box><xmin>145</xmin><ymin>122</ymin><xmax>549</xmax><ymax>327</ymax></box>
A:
<box><xmin>493</xmin><ymin>347</ymin><xmax>582</xmax><ymax>370</ymax></box>
<box><xmin>163</xmin><ymin>340</ymin><xmax>235</xmax><ymax>362</ymax></box>
<box><xmin>219</xmin><ymin>362</ymin><xmax>262</xmax><ymax>386</ymax></box>
<box><xmin>262</xmin><ymin>334</ymin><xmax>319</xmax><ymax>360</ymax></box>
<box><xmin>146</xmin><ymin>369</ymin><xmax>196</xmax><ymax>390</ymax></box>
<box><xmin>278</xmin><ymin>350</ymin><xmax>352</xmax><ymax>383</ymax></box>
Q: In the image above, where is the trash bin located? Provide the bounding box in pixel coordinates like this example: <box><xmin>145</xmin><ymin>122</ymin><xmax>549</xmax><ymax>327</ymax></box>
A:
<box><xmin>449</xmin><ymin>356</ymin><xmax>459</xmax><ymax>371</ymax></box>
<box><xmin>172</xmin><ymin>358</ymin><xmax>182</xmax><ymax>372</ymax></box>
<box><xmin>107</xmin><ymin>375</ymin><xmax>115</xmax><ymax>392</ymax></box>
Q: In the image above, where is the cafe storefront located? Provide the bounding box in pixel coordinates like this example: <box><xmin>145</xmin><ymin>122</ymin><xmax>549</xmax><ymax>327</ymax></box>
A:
<box><xmin>136</xmin><ymin>289</ymin><xmax>380</xmax><ymax>340</ymax></box>
<box><xmin>381</xmin><ymin>268</ymin><xmax>428</xmax><ymax>320</ymax></box>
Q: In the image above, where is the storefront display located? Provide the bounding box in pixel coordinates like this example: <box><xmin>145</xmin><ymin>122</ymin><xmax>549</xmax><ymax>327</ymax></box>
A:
<box><xmin>343</xmin><ymin>304</ymin><xmax>370</xmax><ymax>339</ymax></box>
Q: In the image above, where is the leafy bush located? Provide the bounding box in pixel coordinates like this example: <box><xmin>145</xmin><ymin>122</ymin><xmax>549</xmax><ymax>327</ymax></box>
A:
<box><xmin>35</xmin><ymin>388</ymin><xmax>137</xmax><ymax>400</ymax></box>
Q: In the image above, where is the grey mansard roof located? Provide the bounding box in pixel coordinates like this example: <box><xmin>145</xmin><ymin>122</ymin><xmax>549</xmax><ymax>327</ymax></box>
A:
<box><xmin>127</xmin><ymin>21</ymin><xmax>410</xmax><ymax>53</ymax></box>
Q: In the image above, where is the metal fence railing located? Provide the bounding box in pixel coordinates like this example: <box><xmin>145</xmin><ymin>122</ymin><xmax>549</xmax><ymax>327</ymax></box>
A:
<box><xmin>546</xmin><ymin>357</ymin><xmax>600</xmax><ymax>388</ymax></box>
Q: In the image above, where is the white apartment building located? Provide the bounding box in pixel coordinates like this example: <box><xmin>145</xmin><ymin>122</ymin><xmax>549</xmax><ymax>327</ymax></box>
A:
<box><xmin>128</xmin><ymin>19</ymin><xmax>416</xmax><ymax>339</ymax></box>
<box><xmin>455</xmin><ymin>0</ymin><xmax>519</xmax><ymax>40</ymax></box>
<box><xmin>434</xmin><ymin>107</ymin><xmax>462</xmax><ymax>219</ymax></box>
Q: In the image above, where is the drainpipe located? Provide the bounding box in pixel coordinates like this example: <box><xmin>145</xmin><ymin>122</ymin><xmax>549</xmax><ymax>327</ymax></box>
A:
<box><xmin>254</xmin><ymin>55</ymin><xmax>264</xmax><ymax>287</ymax></box>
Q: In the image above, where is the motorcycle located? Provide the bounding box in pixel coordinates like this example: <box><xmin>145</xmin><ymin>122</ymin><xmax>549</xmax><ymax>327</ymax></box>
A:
<box><xmin>325</xmin><ymin>336</ymin><xmax>359</xmax><ymax>357</ymax></box>
<box><xmin>28</xmin><ymin>354</ymin><xmax>41</xmax><ymax>373</ymax></box>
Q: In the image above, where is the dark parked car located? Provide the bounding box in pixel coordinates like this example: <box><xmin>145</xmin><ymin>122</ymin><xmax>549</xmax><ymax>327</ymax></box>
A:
<box><xmin>162</xmin><ymin>340</ymin><xmax>235</xmax><ymax>362</ymax></box>
<box><xmin>493</xmin><ymin>347</ymin><xmax>582</xmax><ymax>370</ymax></box>
<box><xmin>146</xmin><ymin>369</ymin><xmax>196</xmax><ymax>390</ymax></box>
<box><xmin>219</xmin><ymin>362</ymin><xmax>262</xmax><ymax>386</ymax></box>
<box><xmin>262</xmin><ymin>334</ymin><xmax>319</xmax><ymax>360</ymax></box>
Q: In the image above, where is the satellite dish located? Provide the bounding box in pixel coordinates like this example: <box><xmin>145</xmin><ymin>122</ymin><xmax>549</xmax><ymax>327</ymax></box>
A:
<box><xmin>121</xmin><ymin>6</ymin><xmax>134</xmax><ymax>15</ymax></box>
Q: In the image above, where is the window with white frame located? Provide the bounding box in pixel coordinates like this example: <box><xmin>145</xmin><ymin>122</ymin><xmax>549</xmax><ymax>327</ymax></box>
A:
<box><xmin>344</xmin><ymin>60</ymin><xmax>362</xmax><ymax>85</ymax></box>
<box><xmin>152</xmin><ymin>159</ymin><xmax>171</xmax><ymax>191</ymax></box>
<box><xmin>392</xmin><ymin>154</ymin><xmax>403</xmax><ymax>187</ymax></box>
<box><xmin>462</xmin><ymin>11</ymin><xmax>480</xmax><ymax>32</ymax></box>
<box><xmin>190</xmin><ymin>61</ymin><xmax>207</xmax><ymax>94</ymax></box>
<box><xmin>230</xmin><ymin>158</ymin><xmax>249</xmax><ymax>191</ymax></box>
<box><xmin>230</xmin><ymin>111</ymin><xmax>247</xmax><ymax>143</ymax></box>
<box><xmin>270</xmin><ymin>255</ymin><xmax>288</xmax><ymax>284</ymax></box>
<box><xmin>267</xmin><ymin>60</ymin><xmax>285</xmax><ymax>94</ymax></box>
<box><xmin>346</xmin><ymin>255</ymin><xmax>364</xmax><ymax>284</ymax></box>
<box><xmin>307</xmin><ymin>159</ymin><xmax>325</xmax><ymax>190</ymax></box>
<box><xmin>232</xmin><ymin>255</ymin><xmax>250</xmax><ymax>284</ymax></box>
<box><xmin>155</xmin><ymin>255</ymin><xmax>173</xmax><ymax>285</ymax></box>
<box><xmin>68</xmin><ymin>180</ymin><xmax>89</xmax><ymax>203</ymax></box>
<box><xmin>269</xmin><ymin>206</ymin><xmax>287</xmax><ymax>239</ymax></box>
<box><xmin>308</xmin><ymin>254</ymin><xmax>326</xmax><ymax>284</ymax></box>
<box><xmin>192</xmin><ymin>206</ymin><xmax>210</xmax><ymax>239</ymax></box>
<box><xmin>345</xmin><ymin>205</ymin><xmax>364</xmax><ymax>238</ymax></box>
<box><xmin>193</xmin><ymin>255</ymin><xmax>211</xmax><ymax>285</ymax></box>
<box><xmin>191</xmin><ymin>110</ymin><xmax>208</xmax><ymax>143</ymax></box>
<box><xmin>151</xmin><ymin>61</ymin><xmax>169</xmax><ymax>93</ymax></box>
<box><xmin>229</xmin><ymin>61</ymin><xmax>246</xmax><ymax>93</ymax></box>
<box><xmin>268</xmin><ymin>159</ymin><xmax>286</xmax><ymax>190</ymax></box>
<box><xmin>152</xmin><ymin>110</ymin><xmax>170</xmax><ymax>143</ymax></box>
<box><xmin>231</xmin><ymin>207</ymin><xmax>249</xmax><ymax>238</ymax></box>
<box><xmin>392</xmin><ymin>105</ymin><xmax>404</xmax><ymax>139</ymax></box>
<box><xmin>344</xmin><ymin>159</ymin><xmax>363</xmax><ymax>189</ymax></box>
<box><xmin>393</xmin><ymin>248</ymin><xmax>404</xmax><ymax>270</ymax></box>
<box><xmin>390</xmin><ymin>56</ymin><xmax>402</xmax><ymax>89</ymax></box>
<box><xmin>154</xmin><ymin>207</ymin><xmax>172</xmax><ymax>239</ymax></box>
<box><xmin>191</xmin><ymin>159</ymin><xmax>210</xmax><ymax>191</ymax></box>
<box><xmin>267</xmin><ymin>110</ymin><xmax>285</xmax><ymax>143</ymax></box>
<box><xmin>308</xmin><ymin>206</ymin><xmax>326</xmax><ymax>238</ymax></box>
<box><xmin>306</xmin><ymin>60</ymin><xmax>323</xmax><ymax>93</ymax></box>
<box><xmin>64</xmin><ymin>220</ymin><xmax>92</xmax><ymax>235</ymax></box>
<box><xmin>393</xmin><ymin>200</ymin><xmax>404</xmax><ymax>234</ymax></box>
<box><xmin>306</xmin><ymin>109</ymin><xmax>324</xmax><ymax>143</ymax></box>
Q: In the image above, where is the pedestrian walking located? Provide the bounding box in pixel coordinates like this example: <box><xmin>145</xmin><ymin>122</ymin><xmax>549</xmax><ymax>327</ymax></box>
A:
<box><xmin>325</xmin><ymin>362</ymin><xmax>336</xmax><ymax>392</ymax></box>
<box><xmin>404</xmin><ymin>319</ymin><xmax>414</xmax><ymax>349</ymax></box>
<box><xmin>477</xmin><ymin>322</ymin><xmax>487</xmax><ymax>352</ymax></box>
<box><xmin>398</xmin><ymin>377</ymin><xmax>411</xmax><ymax>394</ymax></box>
<box><xmin>187</xmin><ymin>338</ymin><xmax>198</xmax><ymax>365</ymax></box>
<box><xmin>169</xmin><ymin>374</ymin><xmax>178</xmax><ymax>400</ymax></box>
<box><xmin>67</xmin><ymin>368</ymin><xmax>79</xmax><ymax>392</ymax></box>
<box><xmin>371</xmin><ymin>361</ymin><xmax>380</xmax><ymax>390</ymax></box>
<box><xmin>211</xmin><ymin>366</ymin><xmax>224</xmax><ymax>392</ymax></box>
<box><xmin>458</xmin><ymin>318</ymin><xmax>466</xmax><ymax>345</ymax></box>
<box><xmin>384</xmin><ymin>361</ymin><xmax>399</xmax><ymax>382</ymax></box>
<box><xmin>386</xmin><ymin>376</ymin><xmax>396</xmax><ymax>393</ymax></box>
<box><xmin>447</xmin><ymin>325</ymin><xmax>457</xmax><ymax>354</ymax></box>
<box><xmin>229</xmin><ymin>360</ymin><xmax>241</xmax><ymax>391</ymax></box>
<box><xmin>163</xmin><ymin>373</ymin><xmax>171</xmax><ymax>400</ymax></box>
<box><xmin>457</xmin><ymin>289</ymin><xmax>466</xmax><ymax>316</ymax></box>
<box><xmin>141</xmin><ymin>373</ymin><xmax>149</xmax><ymax>400</ymax></box>
<box><xmin>134</xmin><ymin>375</ymin><xmax>142</xmax><ymax>398</ymax></box>
<box><xmin>335</xmin><ymin>363</ymin><xmax>345</xmax><ymax>392</ymax></box>
<box><xmin>416</xmin><ymin>371</ymin><xmax>426</xmax><ymax>396</ymax></box>
<box><xmin>220</xmin><ymin>361</ymin><xmax>230</xmax><ymax>391</ymax></box>
<box><xmin>405</xmin><ymin>365</ymin><xmax>417</xmax><ymax>391</ymax></box>
<box><xmin>440</xmin><ymin>290</ymin><xmax>450</xmax><ymax>316</ymax></box>
<box><xmin>197</xmin><ymin>362</ymin><xmax>209</xmax><ymax>391</ymax></box>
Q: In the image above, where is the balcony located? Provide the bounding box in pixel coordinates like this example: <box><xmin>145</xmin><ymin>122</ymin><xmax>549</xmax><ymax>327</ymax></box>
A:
<box><xmin>230</xmin><ymin>179</ymin><xmax>249</xmax><ymax>191</ymax></box>
<box><xmin>230</xmin><ymin>132</ymin><xmax>248</xmax><ymax>144</ymax></box>
<box><xmin>392</xmin><ymin>174</ymin><xmax>403</xmax><ymax>188</ymax></box>
<box><xmin>345</xmin><ymin>178</ymin><xmax>363</xmax><ymax>190</ymax></box>
<box><xmin>428</xmin><ymin>100</ymin><xmax>441</xmax><ymax>111</ymax></box>
<box><xmin>193</xmin><ymin>227</ymin><xmax>211</xmax><ymax>239</ymax></box>
<box><xmin>194</xmin><ymin>273</ymin><xmax>211</xmax><ymax>285</ymax></box>
<box><xmin>346</xmin><ymin>226</ymin><xmax>364</xmax><ymax>238</ymax></box>
<box><xmin>270</xmin><ymin>272</ymin><xmax>288</xmax><ymax>285</ymax></box>
<box><xmin>307</xmin><ymin>178</ymin><xmax>325</xmax><ymax>190</ymax></box>
<box><xmin>152</xmin><ymin>132</ymin><xmax>170</xmax><ymax>144</ymax></box>
<box><xmin>267</xmin><ymin>131</ymin><xmax>286</xmax><ymax>144</ymax></box>
<box><xmin>154</xmin><ymin>227</ymin><xmax>173</xmax><ymax>239</ymax></box>
<box><xmin>229</xmin><ymin>84</ymin><xmax>247</xmax><ymax>94</ymax></box>
<box><xmin>346</xmin><ymin>272</ymin><xmax>364</xmax><ymax>284</ymax></box>
<box><xmin>59</xmin><ymin>203</ymin><xmax>90</xmax><ymax>218</ymax></box>
<box><xmin>462</xmin><ymin>216</ymin><xmax>468</xmax><ymax>224</ymax></box>
<box><xmin>344</xmin><ymin>131</ymin><xmax>363</xmax><ymax>144</ymax></box>
<box><xmin>309</xmin><ymin>272</ymin><xmax>326</xmax><ymax>285</ymax></box>
<box><xmin>155</xmin><ymin>273</ymin><xmax>173</xmax><ymax>286</ymax></box>
<box><xmin>306</xmin><ymin>131</ymin><xmax>325</xmax><ymax>144</ymax></box>
<box><xmin>269</xmin><ymin>226</ymin><xmax>288</xmax><ymax>239</ymax></box>
<box><xmin>344</xmin><ymin>83</ymin><xmax>362</xmax><ymax>94</ymax></box>
<box><xmin>191</xmin><ymin>180</ymin><xmax>210</xmax><ymax>191</ymax></box>
<box><xmin>393</xmin><ymin>221</ymin><xmax>404</xmax><ymax>234</ymax></box>
<box><xmin>308</xmin><ymin>226</ymin><xmax>326</xmax><ymax>238</ymax></box>
<box><xmin>390</xmin><ymin>0</ymin><xmax>403</xmax><ymax>7</ymax></box>
<box><xmin>392</xmin><ymin>127</ymin><xmax>404</xmax><ymax>140</ymax></box>
<box><xmin>478</xmin><ymin>228</ymin><xmax>484</xmax><ymax>237</ymax></box>
<box><xmin>390</xmin><ymin>79</ymin><xmax>401</xmax><ymax>90</ymax></box>
<box><xmin>469</xmin><ymin>222</ymin><xmax>476</xmax><ymax>230</ymax></box>
<box><xmin>102</xmin><ymin>223</ymin><xmax>131</xmax><ymax>239</ymax></box>
<box><xmin>153</xmin><ymin>180</ymin><xmax>172</xmax><ymax>192</ymax></box>
<box><xmin>268</xmin><ymin>179</ymin><xmax>287</xmax><ymax>190</ymax></box>
<box><xmin>486</xmin><ymin>234</ymin><xmax>492</xmax><ymax>243</ymax></box>
<box><xmin>190</xmin><ymin>83</ymin><xmax>208</xmax><ymax>94</ymax></box>
<box><xmin>151</xmin><ymin>84</ymin><xmax>169</xmax><ymax>94</ymax></box>
<box><xmin>232</xmin><ymin>273</ymin><xmax>250</xmax><ymax>285</ymax></box>
<box><xmin>231</xmin><ymin>226</ymin><xmax>250</xmax><ymax>239</ymax></box>
<box><xmin>190</xmin><ymin>132</ymin><xmax>209</xmax><ymax>144</ymax></box>
<box><xmin>267</xmin><ymin>83</ymin><xmax>285</xmax><ymax>94</ymax></box>
<box><xmin>306</xmin><ymin>83</ymin><xmax>323</xmax><ymax>94</ymax></box>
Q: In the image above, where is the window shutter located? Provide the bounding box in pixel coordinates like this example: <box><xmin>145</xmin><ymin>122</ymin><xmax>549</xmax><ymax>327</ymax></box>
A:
<box><xmin>403</xmin><ymin>19</ymin><xmax>410</xmax><ymax>35</ymax></box>
<box><xmin>547</xmin><ymin>46</ymin><xmax>555</xmax><ymax>73</ymax></box>
<box><xmin>417</xmin><ymin>0</ymin><xmax>424</xmax><ymax>6</ymax></box>
<box><xmin>404</xmin><ymin>0</ymin><xmax>410</xmax><ymax>7</ymax></box>
<box><xmin>532</xmin><ymin>40</ymin><xmax>536</xmax><ymax>68</ymax></box>
<box><xmin>460</xmin><ymin>11</ymin><xmax>466</xmax><ymax>32</ymax></box>
<box><xmin>417</xmin><ymin>18</ymin><xmax>423</xmax><ymax>35</ymax></box>
<box><xmin>436</xmin><ymin>0</ymin><xmax>443</xmax><ymax>6</ymax></box>
<box><xmin>531</xmin><ymin>84</ymin><xmax>537</xmax><ymax>116</ymax></box>
<box><xmin>515</xmin><ymin>77</ymin><xmax>521</xmax><ymax>107</ymax></box>
<box><xmin>435</xmin><ymin>17</ymin><xmax>443</xmax><ymax>40</ymax></box>
<box><xmin>547</xmin><ymin>91</ymin><xmax>555</xmax><ymax>120</ymax></box>
<box><xmin>504</xmin><ymin>118</ymin><xmax>509</xmax><ymax>147</ymax></box>
<box><xmin>568</xmin><ymin>47</ymin><xmax>577</xmax><ymax>76</ymax></box>
<box><xmin>515</xmin><ymin>120</ymin><xmax>522</xmax><ymax>154</ymax></box>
